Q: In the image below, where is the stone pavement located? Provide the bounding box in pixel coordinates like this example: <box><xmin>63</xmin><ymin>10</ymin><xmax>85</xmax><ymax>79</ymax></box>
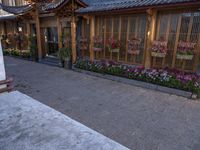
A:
<box><xmin>4</xmin><ymin>56</ymin><xmax>200</xmax><ymax>150</ymax></box>
<box><xmin>0</xmin><ymin>91</ymin><xmax>129</xmax><ymax>150</ymax></box>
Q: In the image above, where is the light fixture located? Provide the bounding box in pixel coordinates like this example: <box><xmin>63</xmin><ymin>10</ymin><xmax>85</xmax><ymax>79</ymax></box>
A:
<box><xmin>18</xmin><ymin>27</ymin><xmax>22</xmax><ymax>32</ymax></box>
<box><xmin>148</xmin><ymin>31</ymin><xmax>151</xmax><ymax>37</ymax></box>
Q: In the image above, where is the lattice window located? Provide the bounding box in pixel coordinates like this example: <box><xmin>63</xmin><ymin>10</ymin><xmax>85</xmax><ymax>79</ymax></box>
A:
<box><xmin>156</xmin><ymin>11</ymin><xmax>200</xmax><ymax>71</ymax></box>
<box><xmin>94</xmin><ymin>14</ymin><xmax>146</xmax><ymax>65</ymax></box>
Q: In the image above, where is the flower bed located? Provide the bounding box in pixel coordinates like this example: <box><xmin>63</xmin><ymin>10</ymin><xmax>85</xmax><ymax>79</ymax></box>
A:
<box><xmin>3</xmin><ymin>49</ymin><xmax>30</xmax><ymax>58</ymax></box>
<box><xmin>75</xmin><ymin>59</ymin><xmax>200</xmax><ymax>95</ymax></box>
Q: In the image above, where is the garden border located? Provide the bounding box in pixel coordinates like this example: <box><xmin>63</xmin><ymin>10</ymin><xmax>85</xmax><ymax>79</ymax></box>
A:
<box><xmin>72</xmin><ymin>66</ymin><xmax>197</xmax><ymax>99</ymax></box>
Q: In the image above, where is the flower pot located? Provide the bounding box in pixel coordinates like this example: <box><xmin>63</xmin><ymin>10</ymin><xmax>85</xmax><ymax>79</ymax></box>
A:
<box><xmin>64</xmin><ymin>58</ymin><xmax>72</xmax><ymax>69</ymax></box>
<box><xmin>94</xmin><ymin>47</ymin><xmax>102</xmax><ymax>52</ymax></box>
<box><xmin>80</xmin><ymin>47</ymin><xmax>87</xmax><ymax>51</ymax></box>
<box><xmin>110</xmin><ymin>48</ymin><xmax>120</xmax><ymax>53</ymax></box>
<box><xmin>151</xmin><ymin>52</ymin><xmax>166</xmax><ymax>58</ymax></box>
<box><xmin>128</xmin><ymin>50</ymin><xmax>140</xmax><ymax>55</ymax></box>
<box><xmin>176</xmin><ymin>54</ymin><xmax>194</xmax><ymax>60</ymax></box>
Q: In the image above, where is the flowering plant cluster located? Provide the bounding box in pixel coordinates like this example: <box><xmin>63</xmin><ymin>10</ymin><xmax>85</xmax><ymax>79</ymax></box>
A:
<box><xmin>75</xmin><ymin>59</ymin><xmax>200</xmax><ymax>94</ymax></box>
<box><xmin>94</xmin><ymin>36</ymin><xmax>103</xmax><ymax>48</ymax></box>
<box><xmin>177</xmin><ymin>41</ymin><xmax>196</xmax><ymax>55</ymax></box>
<box><xmin>107</xmin><ymin>37</ymin><xmax>121</xmax><ymax>50</ymax></box>
<box><xmin>79</xmin><ymin>36</ymin><xmax>88</xmax><ymax>50</ymax></box>
<box><xmin>128</xmin><ymin>38</ymin><xmax>141</xmax><ymax>55</ymax></box>
<box><xmin>151</xmin><ymin>40</ymin><xmax>168</xmax><ymax>54</ymax></box>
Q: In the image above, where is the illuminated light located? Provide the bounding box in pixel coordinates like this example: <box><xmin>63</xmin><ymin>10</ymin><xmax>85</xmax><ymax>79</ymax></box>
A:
<box><xmin>148</xmin><ymin>31</ymin><xmax>151</xmax><ymax>36</ymax></box>
<box><xmin>18</xmin><ymin>27</ymin><xmax>22</xmax><ymax>32</ymax></box>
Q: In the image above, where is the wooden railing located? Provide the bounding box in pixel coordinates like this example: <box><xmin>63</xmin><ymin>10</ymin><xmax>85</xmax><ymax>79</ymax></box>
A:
<box><xmin>0</xmin><ymin>78</ymin><xmax>14</xmax><ymax>93</ymax></box>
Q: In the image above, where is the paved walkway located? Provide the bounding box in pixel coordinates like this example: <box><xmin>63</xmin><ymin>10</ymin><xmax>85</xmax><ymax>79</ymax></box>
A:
<box><xmin>4</xmin><ymin>56</ymin><xmax>200</xmax><ymax>150</ymax></box>
<box><xmin>0</xmin><ymin>91</ymin><xmax>128</xmax><ymax>150</ymax></box>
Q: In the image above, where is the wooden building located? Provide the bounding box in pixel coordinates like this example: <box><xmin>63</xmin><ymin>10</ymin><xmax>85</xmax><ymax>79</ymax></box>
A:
<box><xmin>0</xmin><ymin>0</ymin><xmax>200</xmax><ymax>72</ymax></box>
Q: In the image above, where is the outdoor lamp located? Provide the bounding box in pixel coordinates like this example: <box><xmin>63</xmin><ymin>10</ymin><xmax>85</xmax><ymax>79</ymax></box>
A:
<box><xmin>18</xmin><ymin>27</ymin><xmax>22</xmax><ymax>32</ymax></box>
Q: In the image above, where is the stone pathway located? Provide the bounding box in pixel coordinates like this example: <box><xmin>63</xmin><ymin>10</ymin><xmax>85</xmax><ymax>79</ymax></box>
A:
<box><xmin>4</xmin><ymin>56</ymin><xmax>200</xmax><ymax>150</ymax></box>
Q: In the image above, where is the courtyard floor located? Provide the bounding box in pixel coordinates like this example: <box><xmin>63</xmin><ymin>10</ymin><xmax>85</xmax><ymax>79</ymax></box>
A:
<box><xmin>4</xmin><ymin>56</ymin><xmax>200</xmax><ymax>150</ymax></box>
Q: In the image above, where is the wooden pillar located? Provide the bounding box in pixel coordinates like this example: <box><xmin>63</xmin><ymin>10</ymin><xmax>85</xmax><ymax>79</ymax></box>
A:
<box><xmin>57</xmin><ymin>17</ymin><xmax>62</xmax><ymax>49</ymax></box>
<box><xmin>103</xmin><ymin>17</ymin><xmax>106</xmax><ymax>58</ymax></box>
<box><xmin>193</xmin><ymin>33</ymin><xmax>200</xmax><ymax>72</ymax></box>
<box><xmin>125</xmin><ymin>17</ymin><xmax>130</xmax><ymax>62</ymax></box>
<box><xmin>172</xmin><ymin>15</ymin><xmax>182</xmax><ymax>68</ymax></box>
<box><xmin>89</xmin><ymin>16</ymin><xmax>95</xmax><ymax>62</ymax></box>
<box><xmin>144</xmin><ymin>9</ymin><xmax>157</xmax><ymax>68</ymax></box>
<box><xmin>71</xmin><ymin>16</ymin><xmax>77</xmax><ymax>63</ymax></box>
<box><xmin>35</xmin><ymin>7</ymin><xmax>42</xmax><ymax>60</ymax></box>
<box><xmin>118</xmin><ymin>16</ymin><xmax>121</xmax><ymax>61</ymax></box>
<box><xmin>26</xmin><ymin>21</ymin><xmax>31</xmax><ymax>49</ymax></box>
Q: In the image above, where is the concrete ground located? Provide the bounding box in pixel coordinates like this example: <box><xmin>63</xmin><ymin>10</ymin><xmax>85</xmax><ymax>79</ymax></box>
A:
<box><xmin>0</xmin><ymin>91</ymin><xmax>129</xmax><ymax>150</ymax></box>
<box><xmin>4</xmin><ymin>56</ymin><xmax>200</xmax><ymax>150</ymax></box>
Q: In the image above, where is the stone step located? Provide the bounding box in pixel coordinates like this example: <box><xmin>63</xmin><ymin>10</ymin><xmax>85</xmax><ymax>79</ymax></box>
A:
<box><xmin>40</xmin><ymin>56</ymin><xmax>61</xmax><ymax>67</ymax></box>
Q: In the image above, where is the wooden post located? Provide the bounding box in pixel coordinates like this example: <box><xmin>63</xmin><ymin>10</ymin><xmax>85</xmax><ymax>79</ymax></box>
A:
<box><xmin>125</xmin><ymin>17</ymin><xmax>130</xmax><ymax>62</ymax></box>
<box><xmin>172</xmin><ymin>15</ymin><xmax>182</xmax><ymax>68</ymax></box>
<box><xmin>57</xmin><ymin>17</ymin><xmax>62</xmax><ymax>49</ymax></box>
<box><xmin>90</xmin><ymin>16</ymin><xmax>95</xmax><ymax>62</ymax></box>
<box><xmin>118</xmin><ymin>16</ymin><xmax>121</xmax><ymax>61</ymax></box>
<box><xmin>103</xmin><ymin>17</ymin><xmax>106</xmax><ymax>58</ymax></box>
<box><xmin>35</xmin><ymin>7</ymin><xmax>42</xmax><ymax>60</ymax></box>
<box><xmin>26</xmin><ymin>21</ymin><xmax>31</xmax><ymax>50</ymax></box>
<box><xmin>71</xmin><ymin>16</ymin><xmax>77</xmax><ymax>63</ymax></box>
<box><xmin>193</xmin><ymin>33</ymin><xmax>200</xmax><ymax>72</ymax></box>
<box><xmin>144</xmin><ymin>9</ymin><xmax>157</xmax><ymax>68</ymax></box>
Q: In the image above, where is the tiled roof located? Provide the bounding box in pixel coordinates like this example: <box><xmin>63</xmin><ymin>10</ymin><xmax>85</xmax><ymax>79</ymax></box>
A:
<box><xmin>43</xmin><ymin>0</ymin><xmax>87</xmax><ymax>11</ymax></box>
<box><xmin>0</xmin><ymin>14</ymin><xmax>16</xmax><ymax>20</ymax></box>
<box><xmin>0</xmin><ymin>3</ymin><xmax>33</xmax><ymax>15</ymax></box>
<box><xmin>77</xmin><ymin>0</ymin><xmax>199</xmax><ymax>13</ymax></box>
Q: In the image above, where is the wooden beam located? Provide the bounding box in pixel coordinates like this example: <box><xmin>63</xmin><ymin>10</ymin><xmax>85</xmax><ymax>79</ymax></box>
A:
<box><xmin>57</xmin><ymin>17</ymin><xmax>62</xmax><ymax>49</ymax></box>
<box><xmin>187</xmin><ymin>14</ymin><xmax>194</xmax><ymax>41</ymax></box>
<box><xmin>35</xmin><ymin>7</ymin><xmax>42</xmax><ymax>60</ymax></box>
<box><xmin>89</xmin><ymin>16</ymin><xmax>95</xmax><ymax>62</ymax></box>
<box><xmin>165</xmin><ymin>14</ymin><xmax>172</xmax><ymax>41</ymax></box>
<box><xmin>118</xmin><ymin>16</ymin><xmax>121</xmax><ymax>61</ymax></box>
<box><xmin>110</xmin><ymin>17</ymin><xmax>114</xmax><ymax>60</ymax></box>
<box><xmin>125</xmin><ymin>17</ymin><xmax>130</xmax><ymax>62</ymax></box>
<box><xmin>103</xmin><ymin>17</ymin><xmax>106</xmax><ymax>58</ymax></box>
<box><xmin>144</xmin><ymin>9</ymin><xmax>157</xmax><ymax>68</ymax></box>
<box><xmin>172</xmin><ymin>15</ymin><xmax>182</xmax><ymax>68</ymax></box>
<box><xmin>26</xmin><ymin>21</ymin><xmax>31</xmax><ymax>50</ymax></box>
<box><xmin>71</xmin><ymin>16</ymin><xmax>77</xmax><ymax>63</ymax></box>
<box><xmin>193</xmin><ymin>32</ymin><xmax>200</xmax><ymax>72</ymax></box>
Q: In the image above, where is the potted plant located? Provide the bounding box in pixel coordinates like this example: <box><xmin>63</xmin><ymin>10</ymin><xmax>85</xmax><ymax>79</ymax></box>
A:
<box><xmin>28</xmin><ymin>35</ymin><xmax>38</xmax><ymax>61</ymax></box>
<box><xmin>151</xmin><ymin>40</ymin><xmax>168</xmax><ymax>58</ymax></box>
<box><xmin>108</xmin><ymin>37</ymin><xmax>121</xmax><ymax>53</ymax></box>
<box><xmin>93</xmin><ymin>36</ymin><xmax>103</xmax><ymax>52</ymax></box>
<box><xmin>128</xmin><ymin>37</ymin><xmax>141</xmax><ymax>55</ymax></box>
<box><xmin>58</xmin><ymin>47</ymin><xmax>72</xmax><ymax>69</ymax></box>
<box><xmin>176</xmin><ymin>41</ymin><xmax>196</xmax><ymax>60</ymax></box>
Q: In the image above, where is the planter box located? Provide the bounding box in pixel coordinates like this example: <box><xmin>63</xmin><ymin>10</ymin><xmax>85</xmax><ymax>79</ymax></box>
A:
<box><xmin>80</xmin><ymin>47</ymin><xmax>87</xmax><ymax>50</ymax></box>
<box><xmin>176</xmin><ymin>54</ymin><xmax>194</xmax><ymax>60</ymax></box>
<box><xmin>110</xmin><ymin>48</ymin><xmax>120</xmax><ymax>53</ymax></box>
<box><xmin>128</xmin><ymin>50</ymin><xmax>140</xmax><ymax>55</ymax></box>
<box><xmin>151</xmin><ymin>52</ymin><xmax>166</xmax><ymax>58</ymax></box>
<box><xmin>72</xmin><ymin>66</ymin><xmax>197</xmax><ymax>99</ymax></box>
<box><xmin>94</xmin><ymin>47</ymin><xmax>102</xmax><ymax>52</ymax></box>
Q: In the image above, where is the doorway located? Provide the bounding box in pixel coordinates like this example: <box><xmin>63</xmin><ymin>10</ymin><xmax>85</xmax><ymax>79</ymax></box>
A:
<box><xmin>43</xmin><ymin>27</ymin><xmax>58</xmax><ymax>57</ymax></box>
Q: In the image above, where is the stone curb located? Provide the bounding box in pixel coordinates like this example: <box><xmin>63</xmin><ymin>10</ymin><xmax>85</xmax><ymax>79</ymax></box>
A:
<box><xmin>72</xmin><ymin>67</ymin><xmax>195</xmax><ymax>99</ymax></box>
